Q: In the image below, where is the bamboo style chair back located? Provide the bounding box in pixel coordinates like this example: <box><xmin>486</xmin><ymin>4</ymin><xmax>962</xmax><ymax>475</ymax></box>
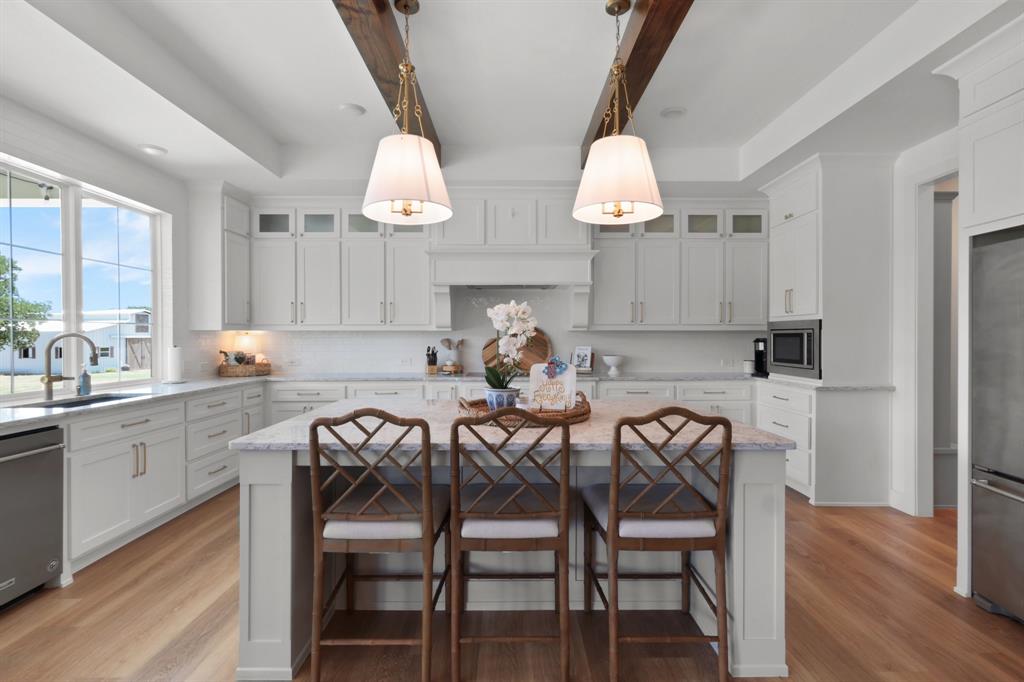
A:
<box><xmin>450</xmin><ymin>407</ymin><xmax>572</xmax><ymax>531</ymax></box>
<box><xmin>308</xmin><ymin>408</ymin><xmax>434</xmax><ymax>534</ymax></box>
<box><xmin>610</xmin><ymin>406</ymin><xmax>733</xmax><ymax>537</ymax></box>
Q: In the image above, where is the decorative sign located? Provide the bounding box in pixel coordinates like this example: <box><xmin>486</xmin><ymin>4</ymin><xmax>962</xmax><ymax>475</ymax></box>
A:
<box><xmin>528</xmin><ymin>356</ymin><xmax>577</xmax><ymax>410</ymax></box>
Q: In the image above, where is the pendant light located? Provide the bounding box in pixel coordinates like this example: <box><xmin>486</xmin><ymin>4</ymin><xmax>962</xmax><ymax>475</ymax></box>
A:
<box><xmin>363</xmin><ymin>0</ymin><xmax>452</xmax><ymax>225</ymax></box>
<box><xmin>573</xmin><ymin>0</ymin><xmax>663</xmax><ymax>225</ymax></box>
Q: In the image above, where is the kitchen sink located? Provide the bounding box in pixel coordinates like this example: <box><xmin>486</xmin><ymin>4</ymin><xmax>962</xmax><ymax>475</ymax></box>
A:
<box><xmin>15</xmin><ymin>394</ymin><xmax>142</xmax><ymax>409</ymax></box>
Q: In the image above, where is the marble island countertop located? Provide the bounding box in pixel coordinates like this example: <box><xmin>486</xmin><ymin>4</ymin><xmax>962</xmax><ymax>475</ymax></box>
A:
<box><xmin>230</xmin><ymin>397</ymin><xmax>796</xmax><ymax>454</ymax></box>
<box><xmin>264</xmin><ymin>370</ymin><xmax>752</xmax><ymax>383</ymax></box>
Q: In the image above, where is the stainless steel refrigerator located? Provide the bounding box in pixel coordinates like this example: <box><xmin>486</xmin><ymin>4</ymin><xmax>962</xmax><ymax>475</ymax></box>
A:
<box><xmin>971</xmin><ymin>225</ymin><xmax>1024</xmax><ymax>623</ymax></box>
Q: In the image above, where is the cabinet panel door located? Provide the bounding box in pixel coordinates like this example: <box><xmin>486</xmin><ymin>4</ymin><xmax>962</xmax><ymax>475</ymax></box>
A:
<box><xmin>726</xmin><ymin>210</ymin><xmax>766</xmax><ymax>238</ymax></box>
<box><xmin>387</xmin><ymin>241</ymin><xmax>431</xmax><ymax>326</ymax></box>
<box><xmin>681</xmin><ymin>241</ymin><xmax>725</xmax><ymax>324</ymax></box>
<box><xmin>69</xmin><ymin>443</ymin><xmax>133</xmax><ymax>558</ymax></box>
<box><xmin>789</xmin><ymin>212</ymin><xmax>820</xmax><ymax>316</ymax></box>
<box><xmin>726</xmin><ymin>241</ymin><xmax>767</xmax><ymax>325</ymax></box>
<box><xmin>223</xmin><ymin>231</ymin><xmax>250</xmax><ymax>326</ymax></box>
<box><xmin>271</xmin><ymin>403</ymin><xmax>307</xmax><ymax>424</ymax></box>
<box><xmin>224</xmin><ymin>196</ymin><xmax>250</xmax><ymax>236</ymax></box>
<box><xmin>251</xmin><ymin>240</ymin><xmax>296</xmax><ymax>325</ymax></box>
<box><xmin>960</xmin><ymin>100</ymin><xmax>1024</xmax><ymax>228</ymax></box>
<box><xmin>538</xmin><ymin>199</ymin><xmax>588</xmax><ymax>245</ymax></box>
<box><xmin>637</xmin><ymin>239</ymin><xmax>680</xmax><ymax>324</ymax></box>
<box><xmin>132</xmin><ymin>427</ymin><xmax>187</xmax><ymax>525</ymax></box>
<box><xmin>253</xmin><ymin>209</ymin><xmax>295</xmax><ymax>237</ymax></box>
<box><xmin>683</xmin><ymin>210</ymin><xmax>724</xmax><ymax>238</ymax></box>
<box><xmin>243</xmin><ymin>406</ymin><xmax>265</xmax><ymax>435</ymax></box>
<box><xmin>435</xmin><ymin>198</ymin><xmax>485</xmax><ymax>245</ymax></box>
<box><xmin>299</xmin><ymin>241</ymin><xmax>341</xmax><ymax>325</ymax></box>
<box><xmin>341</xmin><ymin>240</ymin><xmax>386</xmax><ymax>325</ymax></box>
<box><xmin>488</xmin><ymin>199</ymin><xmax>536</xmax><ymax>244</ymax></box>
<box><xmin>768</xmin><ymin>170</ymin><xmax>818</xmax><ymax>227</ymax></box>
<box><xmin>298</xmin><ymin>209</ymin><xmax>340</xmax><ymax>238</ymax></box>
<box><xmin>768</xmin><ymin>224</ymin><xmax>792</xmax><ymax>319</ymax></box>
<box><xmin>592</xmin><ymin>240</ymin><xmax>636</xmax><ymax>325</ymax></box>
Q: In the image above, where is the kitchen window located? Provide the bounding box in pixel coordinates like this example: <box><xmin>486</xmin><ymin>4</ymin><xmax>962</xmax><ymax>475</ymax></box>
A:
<box><xmin>0</xmin><ymin>159</ymin><xmax>160</xmax><ymax>397</ymax></box>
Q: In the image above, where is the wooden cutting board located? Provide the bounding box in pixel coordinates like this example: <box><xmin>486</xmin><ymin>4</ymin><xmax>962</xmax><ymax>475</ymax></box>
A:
<box><xmin>482</xmin><ymin>328</ymin><xmax>552</xmax><ymax>372</ymax></box>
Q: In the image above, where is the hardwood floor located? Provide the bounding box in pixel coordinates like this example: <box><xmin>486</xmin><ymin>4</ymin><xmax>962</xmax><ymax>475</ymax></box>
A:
<box><xmin>1</xmin><ymin>487</ymin><xmax>1022</xmax><ymax>681</ymax></box>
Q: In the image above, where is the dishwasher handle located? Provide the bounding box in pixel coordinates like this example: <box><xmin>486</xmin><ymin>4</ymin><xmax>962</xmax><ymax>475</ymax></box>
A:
<box><xmin>0</xmin><ymin>443</ymin><xmax>64</xmax><ymax>465</ymax></box>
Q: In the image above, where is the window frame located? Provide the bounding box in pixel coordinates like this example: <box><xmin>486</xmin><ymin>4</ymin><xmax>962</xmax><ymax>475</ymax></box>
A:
<box><xmin>0</xmin><ymin>158</ymin><xmax>163</xmax><ymax>401</ymax></box>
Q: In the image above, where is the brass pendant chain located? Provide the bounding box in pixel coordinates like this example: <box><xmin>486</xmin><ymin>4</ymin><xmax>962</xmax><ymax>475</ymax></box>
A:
<box><xmin>600</xmin><ymin>10</ymin><xmax>638</xmax><ymax>139</ymax></box>
<box><xmin>394</xmin><ymin>12</ymin><xmax>425</xmax><ymax>137</ymax></box>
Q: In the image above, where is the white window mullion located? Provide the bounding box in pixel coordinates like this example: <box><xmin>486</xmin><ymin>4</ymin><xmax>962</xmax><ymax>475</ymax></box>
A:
<box><xmin>63</xmin><ymin>184</ymin><xmax>83</xmax><ymax>392</ymax></box>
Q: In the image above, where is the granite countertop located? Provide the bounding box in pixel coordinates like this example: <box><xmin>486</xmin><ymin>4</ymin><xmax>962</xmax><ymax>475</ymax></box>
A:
<box><xmin>0</xmin><ymin>377</ymin><xmax>266</xmax><ymax>431</ymax></box>
<box><xmin>230</xmin><ymin>397</ymin><xmax>795</xmax><ymax>454</ymax></box>
<box><xmin>264</xmin><ymin>371</ymin><xmax>752</xmax><ymax>383</ymax></box>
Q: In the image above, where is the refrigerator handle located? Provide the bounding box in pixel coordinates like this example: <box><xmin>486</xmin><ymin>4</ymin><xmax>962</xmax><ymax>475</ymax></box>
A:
<box><xmin>972</xmin><ymin>478</ymin><xmax>1024</xmax><ymax>505</ymax></box>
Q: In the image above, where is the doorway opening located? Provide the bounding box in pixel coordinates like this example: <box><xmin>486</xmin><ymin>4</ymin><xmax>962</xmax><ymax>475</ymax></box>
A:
<box><xmin>932</xmin><ymin>173</ymin><xmax>958</xmax><ymax>511</ymax></box>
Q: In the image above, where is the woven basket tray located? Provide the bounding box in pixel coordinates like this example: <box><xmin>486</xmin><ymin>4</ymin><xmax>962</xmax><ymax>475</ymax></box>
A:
<box><xmin>458</xmin><ymin>391</ymin><xmax>591</xmax><ymax>426</ymax></box>
<box><xmin>218</xmin><ymin>362</ymin><xmax>271</xmax><ymax>377</ymax></box>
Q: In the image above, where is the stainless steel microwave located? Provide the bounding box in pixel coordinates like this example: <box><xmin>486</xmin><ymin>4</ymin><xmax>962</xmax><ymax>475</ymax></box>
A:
<box><xmin>767</xmin><ymin>320</ymin><xmax>821</xmax><ymax>380</ymax></box>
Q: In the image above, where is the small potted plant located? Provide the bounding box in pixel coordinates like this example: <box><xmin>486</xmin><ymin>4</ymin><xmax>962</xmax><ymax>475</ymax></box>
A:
<box><xmin>484</xmin><ymin>300</ymin><xmax>537</xmax><ymax>410</ymax></box>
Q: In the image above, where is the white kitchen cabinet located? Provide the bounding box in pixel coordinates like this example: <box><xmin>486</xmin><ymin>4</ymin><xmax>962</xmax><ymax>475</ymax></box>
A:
<box><xmin>726</xmin><ymin>210</ymin><xmax>766</xmax><ymax>238</ymax></box>
<box><xmin>683</xmin><ymin>209</ymin><xmax>724</xmax><ymax>238</ymax></box>
<box><xmin>435</xmin><ymin>198</ymin><xmax>486</xmax><ymax>245</ymax></box>
<box><xmin>639</xmin><ymin>211</ymin><xmax>679</xmax><ymax>238</ymax></box>
<box><xmin>598</xmin><ymin>382</ymin><xmax>676</xmax><ymax>399</ymax></box>
<box><xmin>681</xmin><ymin>241</ymin><xmax>725</xmax><ymax>324</ymax></box>
<box><xmin>488</xmin><ymin>198</ymin><xmax>536</xmax><ymax>244</ymax></box>
<box><xmin>426</xmin><ymin>383</ymin><xmax>458</xmax><ymax>401</ymax></box>
<box><xmin>223</xmin><ymin>230</ymin><xmax>250</xmax><ymax>326</ymax></box>
<box><xmin>270</xmin><ymin>402</ymin><xmax>329</xmax><ymax>423</ymax></box>
<box><xmin>538</xmin><ymin>199</ymin><xmax>588</xmax><ymax>245</ymax></box>
<box><xmin>253</xmin><ymin>208</ymin><xmax>295</xmax><ymax>237</ymax></box>
<box><xmin>637</xmin><ymin>239</ymin><xmax>679</xmax><ymax>324</ymax></box>
<box><xmin>298</xmin><ymin>209</ymin><xmax>340</xmax><ymax>238</ymax></box>
<box><xmin>131</xmin><ymin>426</ymin><xmax>187</xmax><ymax>526</ymax></box>
<box><xmin>342</xmin><ymin>209</ymin><xmax>383</xmax><ymax>238</ymax></box>
<box><xmin>387</xmin><ymin>241</ymin><xmax>431</xmax><ymax>325</ymax></box>
<box><xmin>347</xmin><ymin>383</ymin><xmax>424</xmax><ymax>399</ymax></box>
<box><xmin>680</xmin><ymin>400</ymin><xmax>752</xmax><ymax>424</ymax></box>
<box><xmin>725</xmin><ymin>241</ymin><xmax>768</xmax><ymax>325</ymax></box>
<box><xmin>592</xmin><ymin>239</ymin><xmax>637</xmax><ymax>325</ymax></box>
<box><xmin>224</xmin><ymin>195</ymin><xmax>250</xmax><ymax>236</ymax></box>
<box><xmin>69</xmin><ymin>441</ymin><xmax>134</xmax><ymax>558</ymax></box>
<box><xmin>187</xmin><ymin>451</ymin><xmax>239</xmax><ymax>501</ymax></box>
<box><xmin>299</xmin><ymin>241</ymin><xmax>342</xmax><ymax>325</ymax></box>
<box><xmin>959</xmin><ymin>97</ymin><xmax>1024</xmax><ymax>229</ymax></box>
<box><xmin>243</xmin><ymin>406</ymin><xmax>264</xmax><ymax>435</ymax></box>
<box><xmin>252</xmin><ymin>239</ymin><xmax>296</xmax><ymax>325</ymax></box>
<box><xmin>768</xmin><ymin>169</ymin><xmax>818</xmax><ymax>228</ymax></box>
<box><xmin>768</xmin><ymin>212</ymin><xmax>819</xmax><ymax>320</ymax></box>
<box><xmin>342</xmin><ymin>240</ymin><xmax>386</xmax><ymax>325</ymax></box>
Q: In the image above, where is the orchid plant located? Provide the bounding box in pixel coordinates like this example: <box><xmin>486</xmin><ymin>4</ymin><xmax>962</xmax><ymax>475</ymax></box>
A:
<box><xmin>485</xmin><ymin>300</ymin><xmax>538</xmax><ymax>389</ymax></box>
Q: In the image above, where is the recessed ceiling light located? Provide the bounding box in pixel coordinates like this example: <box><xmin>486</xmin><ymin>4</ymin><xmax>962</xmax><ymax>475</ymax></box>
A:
<box><xmin>338</xmin><ymin>103</ymin><xmax>366</xmax><ymax>116</ymax></box>
<box><xmin>659</xmin><ymin>106</ymin><xmax>687</xmax><ymax>120</ymax></box>
<box><xmin>137</xmin><ymin>144</ymin><xmax>168</xmax><ymax>156</ymax></box>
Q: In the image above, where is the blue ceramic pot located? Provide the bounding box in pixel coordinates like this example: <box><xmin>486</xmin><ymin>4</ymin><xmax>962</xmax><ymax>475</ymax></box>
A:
<box><xmin>484</xmin><ymin>387</ymin><xmax>520</xmax><ymax>411</ymax></box>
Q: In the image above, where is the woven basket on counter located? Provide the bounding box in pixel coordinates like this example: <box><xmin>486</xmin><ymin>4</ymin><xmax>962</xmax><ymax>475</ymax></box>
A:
<box><xmin>218</xmin><ymin>361</ymin><xmax>271</xmax><ymax>377</ymax></box>
<box><xmin>458</xmin><ymin>391</ymin><xmax>591</xmax><ymax>426</ymax></box>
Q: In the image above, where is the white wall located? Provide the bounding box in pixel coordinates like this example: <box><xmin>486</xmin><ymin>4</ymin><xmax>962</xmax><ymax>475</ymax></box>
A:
<box><xmin>933</xmin><ymin>191</ymin><xmax>959</xmax><ymax>507</ymax></box>
<box><xmin>239</xmin><ymin>287</ymin><xmax>760</xmax><ymax>376</ymax></box>
<box><xmin>889</xmin><ymin>128</ymin><xmax>958</xmax><ymax>516</ymax></box>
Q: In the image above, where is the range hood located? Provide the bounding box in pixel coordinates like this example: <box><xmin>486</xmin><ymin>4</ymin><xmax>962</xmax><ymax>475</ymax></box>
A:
<box><xmin>428</xmin><ymin>247</ymin><xmax>596</xmax><ymax>330</ymax></box>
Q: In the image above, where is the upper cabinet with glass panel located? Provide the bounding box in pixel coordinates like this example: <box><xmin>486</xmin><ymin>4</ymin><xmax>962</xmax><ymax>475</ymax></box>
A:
<box><xmin>343</xmin><ymin>209</ymin><xmax>383</xmax><ymax>238</ymax></box>
<box><xmin>683</xmin><ymin>210</ymin><xmax>724</xmax><ymax>238</ymax></box>
<box><xmin>726</xmin><ymin>210</ymin><xmax>767</xmax><ymax>238</ymax></box>
<box><xmin>386</xmin><ymin>223</ymin><xmax>426</xmax><ymax>238</ymax></box>
<box><xmin>253</xmin><ymin>209</ymin><xmax>295</xmax><ymax>237</ymax></box>
<box><xmin>298</xmin><ymin>209</ymin><xmax>339</xmax><ymax>238</ymax></box>
<box><xmin>638</xmin><ymin>211</ymin><xmax>678</xmax><ymax>237</ymax></box>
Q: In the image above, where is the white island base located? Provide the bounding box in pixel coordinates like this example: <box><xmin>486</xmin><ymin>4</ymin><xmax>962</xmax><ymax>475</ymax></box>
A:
<box><xmin>232</xmin><ymin>399</ymin><xmax>790</xmax><ymax>680</ymax></box>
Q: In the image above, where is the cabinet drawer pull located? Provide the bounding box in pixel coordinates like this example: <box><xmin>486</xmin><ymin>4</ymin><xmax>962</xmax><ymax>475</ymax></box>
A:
<box><xmin>206</xmin><ymin>400</ymin><xmax>227</xmax><ymax>408</ymax></box>
<box><xmin>131</xmin><ymin>444</ymin><xmax>139</xmax><ymax>478</ymax></box>
<box><xmin>207</xmin><ymin>430</ymin><xmax>228</xmax><ymax>439</ymax></box>
<box><xmin>771</xmin><ymin>420</ymin><xmax>790</xmax><ymax>429</ymax></box>
<box><xmin>140</xmin><ymin>442</ymin><xmax>147</xmax><ymax>476</ymax></box>
<box><xmin>771</xmin><ymin>394</ymin><xmax>790</xmax><ymax>401</ymax></box>
<box><xmin>248</xmin><ymin>393</ymin><xmax>262</xmax><ymax>400</ymax></box>
<box><xmin>703</xmin><ymin>390</ymin><xmax>726</xmax><ymax>395</ymax></box>
<box><xmin>625</xmin><ymin>390</ymin><xmax>649</xmax><ymax>395</ymax></box>
<box><xmin>296</xmin><ymin>391</ymin><xmax>321</xmax><ymax>396</ymax></box>
<box><xmin>208</xmin><ymin>464</ymin><xmax>229</xmax><ymax>476</ymax></box>
<box><xmin>374</xmin><ymin>391</ymin><xmax>399</xmax><ymax>396</ymax></box>
<box><xmin>121</xmin><ymin>418</ymin><xmax>150</xmax><ymax>429</ymax></box>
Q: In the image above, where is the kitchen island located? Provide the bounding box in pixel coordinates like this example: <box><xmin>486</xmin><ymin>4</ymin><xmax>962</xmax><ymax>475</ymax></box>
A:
<box><xmin>230</xmin><ymin>398</ymin><xmax>794</xmax><ymax>680</ymax></box>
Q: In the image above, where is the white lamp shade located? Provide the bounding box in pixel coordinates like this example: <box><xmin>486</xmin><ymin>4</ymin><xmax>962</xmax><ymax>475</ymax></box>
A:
<box><xmin>363</xmin><ymin>133</ymin><xmax>452</xmax><ymax>225</ymax></box>
<box><xmin>573</xmin><ymin>134</ymin><xmax>663</xmax><ymax>225</ymax></box>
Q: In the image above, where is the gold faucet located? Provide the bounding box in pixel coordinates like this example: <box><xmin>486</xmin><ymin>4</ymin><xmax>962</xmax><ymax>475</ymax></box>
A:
<box><xmin>41</xmin><ymin>332</ymin><xmax>100</xmax><ymax>401</ymax></box>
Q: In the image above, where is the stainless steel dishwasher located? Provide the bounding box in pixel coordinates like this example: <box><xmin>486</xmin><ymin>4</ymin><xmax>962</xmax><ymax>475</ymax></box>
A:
<box><xmin>0</xmin><ymin>426</ymin><xmax>64</xmax><ymax>608</ymax></box>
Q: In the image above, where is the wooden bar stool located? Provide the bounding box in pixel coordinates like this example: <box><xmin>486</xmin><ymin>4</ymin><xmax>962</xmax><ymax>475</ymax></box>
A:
<box><xmin>449</xmin><ymin>407</ymin><xmax>572</xmax><ymax>682</ymax></box>
<box><xmin>581</xmin><ymin>406</ymin><xmax>733</xmax><ymax>682</ymax></box>
<box><xmin>308</xmin><ymin>409</ymin><xmax>451</xmax><ymax>682</ymax></box>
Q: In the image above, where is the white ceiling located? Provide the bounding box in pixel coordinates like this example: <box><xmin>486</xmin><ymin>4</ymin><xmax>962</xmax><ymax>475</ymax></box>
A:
<box><xmin>0</xmin><ymin>0</ymin><xmax>1015</xmax><ymax>195</ymax></box>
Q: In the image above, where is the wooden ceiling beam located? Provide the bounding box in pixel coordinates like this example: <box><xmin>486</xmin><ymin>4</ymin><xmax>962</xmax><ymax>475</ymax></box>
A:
<box><xmin>334</xmin><ymin>0</ymin><xmax>443</xmax><ymax>163</ymax></box>
<box><xmin>580</xmin><ymin>0</ymin><xmax>695</xmax><ymax>168</ymax></box>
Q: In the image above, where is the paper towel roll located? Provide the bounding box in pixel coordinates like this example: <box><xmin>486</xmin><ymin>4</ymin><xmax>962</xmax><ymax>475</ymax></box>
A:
<box><xmin>164</xmin><ymin>345</ymin><xmax>185</xmax><ymax>384</ymax></box>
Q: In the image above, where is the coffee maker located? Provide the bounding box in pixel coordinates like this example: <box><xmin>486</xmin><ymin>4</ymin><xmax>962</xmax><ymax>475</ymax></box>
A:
<box><xmin>753</xmin><ymin>337</ymin><xmax>769</xmax><ymax>377</ymax></box>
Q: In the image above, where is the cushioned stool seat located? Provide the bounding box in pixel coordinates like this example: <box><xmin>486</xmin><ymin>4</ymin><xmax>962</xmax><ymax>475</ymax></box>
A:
<box><xmin>460</xmin><ymin>517</ymin><xmax>558</xmax><ymax>539</ymax></box>
<box><xmin>323</xmin><ymin>485</ymin><xmax>450</xmax><ymax>540</ymax></box>
<box><xmin>581</xmin><ymin>483</ymin><xmax>716</xmax><ymax>539</ymax></box>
